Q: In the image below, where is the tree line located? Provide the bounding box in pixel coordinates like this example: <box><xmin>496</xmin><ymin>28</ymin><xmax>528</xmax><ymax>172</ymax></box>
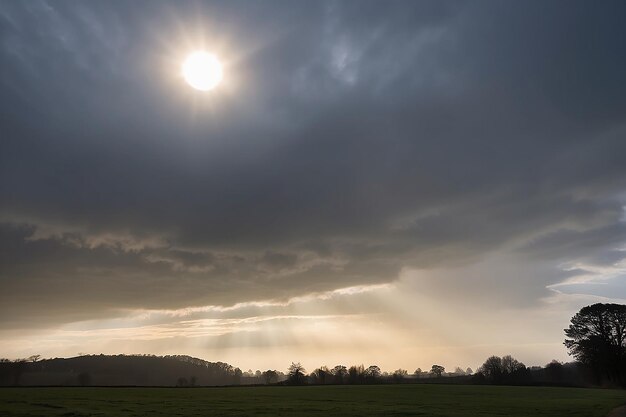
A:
<box><xmin>276</xmin><ymin>303</ymin><xmax>625</xmax><ymax>388</ymax></box>
<box><xmin>275</xmin><ymin>357</ymin><xmax>589</xmax><ymax>387</ymax></box>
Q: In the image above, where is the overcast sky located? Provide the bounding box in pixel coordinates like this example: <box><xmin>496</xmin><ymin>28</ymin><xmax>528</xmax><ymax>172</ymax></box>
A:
<box><xmin>1</xmin><ymin>0</ymin><xmax>625</xmax><ymax>372</ymax></box>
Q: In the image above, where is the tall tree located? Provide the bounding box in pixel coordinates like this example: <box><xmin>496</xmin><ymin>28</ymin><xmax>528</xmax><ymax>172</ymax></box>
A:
<box><xmin>348</xmin><ymin>365</ymin><xmax>364</xmax><ymax>384</ymax></box>
<box><xmin>565</xmin><ymin>303</ymin><xmax>626</xmax><ymax>385</ymax></box>
<box><xmin>287</xmin><ymin>362</ymin><xmax>306</xmax><ymax>385</ymax></box>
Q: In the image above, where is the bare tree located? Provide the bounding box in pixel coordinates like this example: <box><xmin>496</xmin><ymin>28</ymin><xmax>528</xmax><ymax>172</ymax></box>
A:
<box><xmin>479</xmin><ymin>355</ymin><xmax>528</xmax><ymax>384</ymax></box>
<box><xmin>287</xmin><ymin>362</ymin><xmax>306</xmax><ymax>385</ymax></box>
<box><xmin>502</xmin><ymin>355</ymin><xmax>524</xmax><ymax>374</ymax></box>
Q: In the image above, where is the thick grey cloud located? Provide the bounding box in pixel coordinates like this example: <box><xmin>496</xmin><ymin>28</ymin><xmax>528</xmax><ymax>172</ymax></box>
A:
<box><xmin>1</xmin><ymin>0</ymin><xmax>626</xmax><ymax>329</ymax></box>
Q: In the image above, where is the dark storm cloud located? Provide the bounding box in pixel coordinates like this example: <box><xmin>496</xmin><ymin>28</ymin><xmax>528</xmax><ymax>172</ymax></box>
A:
<box><xmin>1</xmin><ymin>0</ymin><xmax>626</xmax><ymax>327</ymax></box>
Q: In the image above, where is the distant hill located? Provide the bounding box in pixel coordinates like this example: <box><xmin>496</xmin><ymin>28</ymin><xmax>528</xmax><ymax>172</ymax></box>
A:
<box><xmin>0</xmin><ymin>354</ymin><xmax>243</xmax><ymax>386</ymax></box>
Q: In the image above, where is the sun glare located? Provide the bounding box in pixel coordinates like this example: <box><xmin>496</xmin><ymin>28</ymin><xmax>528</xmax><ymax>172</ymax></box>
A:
<box><xmin>182</xmin><ymin>51</ymin><xmax>223</xmax><ymax>91</ymax></box>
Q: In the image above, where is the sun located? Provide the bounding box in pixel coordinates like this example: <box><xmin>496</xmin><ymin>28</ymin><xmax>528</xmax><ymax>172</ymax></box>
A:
<box><xmin>182</xmin><ymin>51</ymin><xmax>223</xmax><ymax>91</ymax></box>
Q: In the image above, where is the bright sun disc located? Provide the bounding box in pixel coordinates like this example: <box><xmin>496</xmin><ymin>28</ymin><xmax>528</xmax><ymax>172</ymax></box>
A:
<box><xmin>182</xmin><ymin>51</ymin><xmax>223</xmax><ymax>91</ymax></box>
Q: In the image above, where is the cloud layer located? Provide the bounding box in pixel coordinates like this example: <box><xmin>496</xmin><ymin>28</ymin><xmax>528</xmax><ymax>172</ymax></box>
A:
<box><xmin>1</xmin><ymin>0</ymin><xmax>625</xmax><ymax>367</ymax></box>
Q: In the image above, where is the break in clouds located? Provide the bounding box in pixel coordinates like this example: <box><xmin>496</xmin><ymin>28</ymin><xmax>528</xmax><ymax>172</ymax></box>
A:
<box><xmin>0</xmin><ymin>0</ymin><xmax>625</xmax><ymax>367</ymax></box>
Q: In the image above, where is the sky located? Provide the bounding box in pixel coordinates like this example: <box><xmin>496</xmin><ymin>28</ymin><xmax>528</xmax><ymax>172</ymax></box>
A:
<box><xmin>1</xmin><ymin>0</ymin><xmax>626</xmax><ymax>373</ymax></box>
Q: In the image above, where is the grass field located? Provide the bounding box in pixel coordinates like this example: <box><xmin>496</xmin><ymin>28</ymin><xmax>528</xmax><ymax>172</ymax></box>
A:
<box><xmin>0</xmin><ymin>384</ymin><xmax>625</xmax><ymax>417</ymax></box>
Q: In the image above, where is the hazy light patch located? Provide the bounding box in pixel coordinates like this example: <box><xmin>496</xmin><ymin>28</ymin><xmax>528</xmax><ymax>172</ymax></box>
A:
<box><xmin>0</xmin><ymin>280</ymin><xmax>588</xmax><ymax>371</ymax></box>
<box><xmin>0</xmin><ymin>259</ymin><xmax>587</xmax><ymax>370</ymax></box>
<box><xmin>1</xmin><ymin>251</ymin><xmax>622</xmax><ymax>371</ymax></box>
<box><xmin>0</xmin><ymin>284</ymin><xmax>396</xmax><ymax>368</ymax></box>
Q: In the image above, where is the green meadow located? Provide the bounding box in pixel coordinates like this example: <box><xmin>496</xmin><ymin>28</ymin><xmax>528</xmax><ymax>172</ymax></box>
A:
<box><xmin>0</xmin><ymin>384</ymin><xmax>625</xmax><ymax>417</ymax></box>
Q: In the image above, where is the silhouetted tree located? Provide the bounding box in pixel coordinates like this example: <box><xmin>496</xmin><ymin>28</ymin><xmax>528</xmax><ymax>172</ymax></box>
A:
<box><xmin>466</xmin><ymin>367</ymin><xmax>473</xmax><ymax>375</ymax></box>
<box><xmin>502</xmin><ymin>355</ymin><xmax>523</xmax><ymax>374</ymax></box>
<box><xmin>479</xmin><ymin>355</ymin><xmax>529</xmax><ymax>384</ymax></box>
<box><xmin>414</xmin><ymin>368</ymin><xmax>424</xmax><ymax>378</ymax></box>
<box><xmin>287</xmin><ymin>362</ymin><xmax>306</xmax><ymax>385</ymax></box>
<box><xmin>176</xmin><ymin>377</ymin><xmax>188</xmax><ymax>387</ymax></box>
<box><xmin>508</xmin><ymin>363</ymin><xmax>530</xmax><ymax>384</ymax></box>
<box><xmin>365</xmin><ymin>365</ymin><xmax>381</xmax><ymax>383</ymax></box>
<box><xmin>479</xmin><ymin>356</ymin><xmax>503</xmax><ymax>382</ymax></box>
<box><xmin>310</xmin><ymin>366</ymin><xmax>330</xmax><ymax>384</ymax></box>
<box><xmin>565</xmin><ymin>303</ymin><xmax>626</xmax><ymax>385</ymax></box>
<box><xmin>232</xmin><ymin>368</ymin><xmax>242</xmax><ymax>385</ymax></box>
<box><xmin>262</xmin><ymin>370</ymin><xmax>278</xmax><ymax>385</ymax></box>
<box><xmin>430</xmin><ymin>364</ymin><xmax>445</xmax><ymax>378</ymax></box>
<box><xmin>332</xmin><ymin>365</ymin><xmax>347</xmax><ymax>384</ymax></box>
<box><xmin>392</xmin><ymin>369</ymin><xmax>408</xmax><ymax>383</ymax></box>
<box><xmin>348</xmin><ymin>365</ymin><xmax>365</xmax><ymax>384</ymax></box>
